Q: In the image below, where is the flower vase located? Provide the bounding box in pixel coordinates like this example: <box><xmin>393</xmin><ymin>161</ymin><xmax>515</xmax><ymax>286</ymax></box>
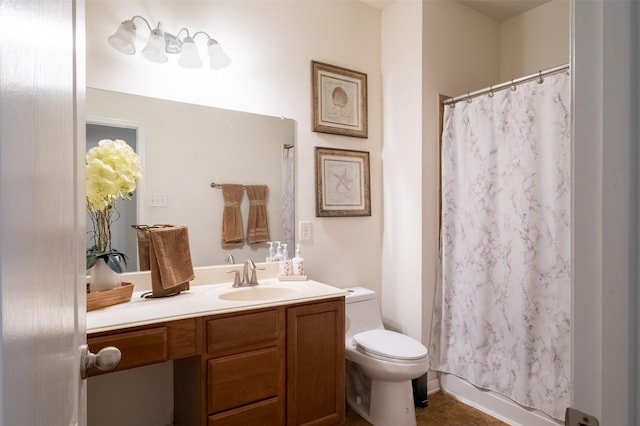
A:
<box><xmin>90</xmin><ymin>258</ymin><xmax>122</xmax><ymax>293</ymax></box>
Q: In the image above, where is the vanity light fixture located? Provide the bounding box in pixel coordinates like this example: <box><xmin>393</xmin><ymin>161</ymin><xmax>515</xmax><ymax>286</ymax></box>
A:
<box><xmin>108</xmin><ymin>15</ymin><xmax>231</xmax><ymax>70</ymax></box>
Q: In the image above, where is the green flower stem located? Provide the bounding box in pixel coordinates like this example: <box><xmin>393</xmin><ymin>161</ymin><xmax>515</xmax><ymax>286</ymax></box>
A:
<box><xmin>93</xmin><ymin>208</ymin><xmax>112</xmax><ymax>253</ymax></box>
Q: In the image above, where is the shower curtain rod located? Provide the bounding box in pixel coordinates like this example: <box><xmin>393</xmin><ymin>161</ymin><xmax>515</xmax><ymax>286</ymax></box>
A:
<box><xmin>441</xmin><ymin>63</ymin><xmax>570</xmax><ymax>106</ymax></box>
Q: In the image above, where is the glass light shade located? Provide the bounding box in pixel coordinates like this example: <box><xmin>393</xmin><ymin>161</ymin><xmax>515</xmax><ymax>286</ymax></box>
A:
<box><xmin>178</xmin><ymin>37</ymin><xmax>202</xmax><ymax>68</ymax></box>
<box><xmin>108</xmin><ymin>20</ymin><xmax>136</xmax><ymax>55</ymax></box>
<box><xmin>207</xmin><ymin>40</ymin><xmax>231</xmax><ymax>69</ymax></box>
<box><xmin>164</xmin><ymin>33</ymin><xmax>182</xmax><ymax>54</ymax></box>
<box><xmin>141</xmin><ymin>29</ymin><xmax>168</xmax><ymax>63</ymax></box>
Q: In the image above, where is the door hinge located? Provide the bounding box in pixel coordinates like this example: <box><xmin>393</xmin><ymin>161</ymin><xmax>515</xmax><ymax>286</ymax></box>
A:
<box><xmin>565</xmin><ymin>407</ymin><xmax>599</xmax><ymax>426</ymax></box>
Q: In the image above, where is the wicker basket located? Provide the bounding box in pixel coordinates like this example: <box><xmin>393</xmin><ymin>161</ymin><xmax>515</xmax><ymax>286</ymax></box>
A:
<box><xmin>87</xmin><ymin>282</ymin><xmax>134</xmax><ymax>312</ymax></box>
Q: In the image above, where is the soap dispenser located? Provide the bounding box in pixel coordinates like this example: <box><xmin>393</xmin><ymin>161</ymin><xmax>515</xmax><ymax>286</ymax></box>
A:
<box><xmin>292</xmin><ymin>244</ymin><xmax>305</xmax><ymax>277</ymax></box>
<box><xmin>266</xmin><ymin>241</ymin><xmax>275</xmax><ymax>262</ymax></box>
<box><xmin>279</xmin><ymin>243</ymin><xmax>293</xmax><ymax>277</ymax></box>
<box><xmin>274</xmin><ymin>241</ymin><xmax>283</xmax><ymax>261</ymax></box>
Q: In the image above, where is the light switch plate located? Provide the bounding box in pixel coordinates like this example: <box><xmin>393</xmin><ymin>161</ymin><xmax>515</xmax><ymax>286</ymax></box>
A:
<box><xmin>299</xmin><ymin>221</ymin><xmax>312</xmax><ymax>241</ymax></box>
<box><xmin>149</xmin><ymin>193</ymin><xmax>168</xmax><ymax>207</ymax></box>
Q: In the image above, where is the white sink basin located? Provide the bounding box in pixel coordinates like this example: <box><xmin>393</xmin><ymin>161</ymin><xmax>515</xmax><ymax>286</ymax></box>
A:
<box><xmin>217</xmin><ymin>286</ymin><xmax>302</xmax><ymax>301</ymax></box>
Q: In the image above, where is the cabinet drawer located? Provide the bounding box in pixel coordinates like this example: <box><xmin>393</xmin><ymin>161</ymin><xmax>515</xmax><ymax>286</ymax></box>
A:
<box><xmin>206</xmin><ymin>309</ymin><xmax>284</xmax><ymax>356</ymax></box>
<box><xmin>208</xmin><ymin>397</ymin><xmax>281</xmax><ymax>426</ymax></box>
<box><xmin>167</xmin><ymin>317</ymin><xmax>200</xmax><ymax>358</ymax></box>
<box><xmin>208</xmin><ymin>347</ymin><xmax>283</xmax><ymax>413</ymax></box>
<box><xmin>88</xmin><ymin>327</ymin><xmax>167</xmax><ymax>375</ymax></box>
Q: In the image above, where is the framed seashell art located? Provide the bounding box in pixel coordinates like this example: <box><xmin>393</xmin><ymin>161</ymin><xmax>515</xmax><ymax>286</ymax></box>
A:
<box><xmin>312</xmin><ymin>61</ymin><xmax>368</xmax><ymax>138</ymax></box>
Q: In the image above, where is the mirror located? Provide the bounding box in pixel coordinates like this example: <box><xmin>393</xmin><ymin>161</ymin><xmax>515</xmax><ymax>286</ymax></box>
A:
<box><xmin>86</xmin><ymin>87</ymin><xmax>295</xmax><ymax>269</ymax></box>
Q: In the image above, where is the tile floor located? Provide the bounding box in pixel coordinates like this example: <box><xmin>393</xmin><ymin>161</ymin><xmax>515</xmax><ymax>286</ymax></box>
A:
<box><xmin>345</xmin><ymin>391</ymin><xmax>509</xmax><ymax>426</ymax></box>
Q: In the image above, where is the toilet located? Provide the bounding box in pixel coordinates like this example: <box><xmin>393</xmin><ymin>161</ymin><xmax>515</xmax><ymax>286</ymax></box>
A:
<box><xmin>344</xmin><ymin>287</ymin><xmax>429</xmax><ymax>426</ymax></box>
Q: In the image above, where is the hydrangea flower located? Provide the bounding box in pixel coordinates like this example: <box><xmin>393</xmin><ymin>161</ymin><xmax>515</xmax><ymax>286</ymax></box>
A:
<box><xmin>86</xmin><ymin>139</ymin><xmax>141</xmax><ymax>272</ymax></box>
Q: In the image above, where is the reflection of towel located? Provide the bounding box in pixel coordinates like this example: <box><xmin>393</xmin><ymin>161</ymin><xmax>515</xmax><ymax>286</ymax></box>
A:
<box><xmin>246</xmin><ymin>185</ymin><xmax>270</xmax><ymax>244</ymax></box>
<box><xmin>135</xmin><ymin>227</ymin><xmax>151</xmax><ymax>271</ymax></box>
<box><xmin>221</xmin><ymin>184</ymin><xmax>245</xmax><ymax>248</ymax></box>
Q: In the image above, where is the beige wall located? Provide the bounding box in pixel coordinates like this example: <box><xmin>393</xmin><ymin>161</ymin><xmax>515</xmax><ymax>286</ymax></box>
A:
<box><xmin>380</xmin><ymin>0</ymin><xmax>424</xmax><ymax>341</ymax></box>
<box><xmin>500</xmin><ymin>0</ymin><xmax>571</xmax><ymax>79</ymax></box>
<box><xmin>86</xmin><ymin>0</ymin><xmax>384</xmax><ymax>295</ymax></box>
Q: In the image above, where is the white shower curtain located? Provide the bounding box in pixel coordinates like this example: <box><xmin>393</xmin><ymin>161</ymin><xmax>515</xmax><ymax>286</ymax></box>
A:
<box><xmin>430</xmin><ymin>72</ymin><xmax>571</xmax><ymax>420</ymax></box>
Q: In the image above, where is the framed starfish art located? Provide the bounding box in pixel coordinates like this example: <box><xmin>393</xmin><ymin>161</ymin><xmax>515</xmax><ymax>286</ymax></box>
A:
<box><xmin>315</xmin><ymin>147</ymin><xmax>371</xmax><ymax>217</ymax></box>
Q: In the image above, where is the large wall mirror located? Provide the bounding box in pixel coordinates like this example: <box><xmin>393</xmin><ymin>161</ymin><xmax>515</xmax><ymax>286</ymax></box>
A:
<box><xmin>86</xmin><ymin>88</ymin><xmax>295</xmax><ymax>269</ymax></box>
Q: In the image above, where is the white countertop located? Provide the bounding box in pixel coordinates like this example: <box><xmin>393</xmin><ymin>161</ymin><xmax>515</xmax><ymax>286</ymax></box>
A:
<box><xmin>87</xmin><ymin>278</ymin><xmax>348</xmax><ymax>334</ymax></box>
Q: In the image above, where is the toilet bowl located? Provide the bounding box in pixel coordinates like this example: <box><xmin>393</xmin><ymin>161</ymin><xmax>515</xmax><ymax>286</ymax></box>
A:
<box><xmin>344</xmin><ymin>287</ymin><xmax>429</xmax><ymax>426</ymax></box>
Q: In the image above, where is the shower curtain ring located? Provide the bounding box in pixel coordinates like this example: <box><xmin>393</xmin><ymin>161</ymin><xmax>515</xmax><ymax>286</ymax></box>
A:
<box><xmin>537</xmin><ymin>70</ymin><xmax>544</xmax><ymax>84</ymax></box>
<box><xmin>488</xmin><ymin>86</ymin><xmax>494</xmax><ymax>97</ymax></box>
<box><xmin>466</xmin><ymin>93</ymin><xmax>472</xmax><ymax>103</ymax></box>
<box><xmin>510</xmin><ymin>80</ymin><xmax>517</xmax><ymax>91</ymax></box>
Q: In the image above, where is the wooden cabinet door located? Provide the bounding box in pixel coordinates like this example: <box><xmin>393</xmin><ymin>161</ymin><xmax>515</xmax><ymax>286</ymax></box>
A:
<box><xmin>286</xmin><ymin>299</ymin><xmax>345</xmax><ymax>426</ymax></box>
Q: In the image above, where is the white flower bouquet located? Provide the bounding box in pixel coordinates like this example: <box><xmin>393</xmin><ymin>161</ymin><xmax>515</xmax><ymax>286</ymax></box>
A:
<box><xmin>86</xmin><ymin>139</ymin><xmax>141</xmax><ymax>272</ymax></box>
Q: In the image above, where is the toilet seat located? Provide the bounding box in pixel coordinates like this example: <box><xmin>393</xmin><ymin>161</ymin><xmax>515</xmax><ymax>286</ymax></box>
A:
<box><xmin>353</xmin><ymin>329</ymin><xmax>428</xmax><ymax>361</ymax></box>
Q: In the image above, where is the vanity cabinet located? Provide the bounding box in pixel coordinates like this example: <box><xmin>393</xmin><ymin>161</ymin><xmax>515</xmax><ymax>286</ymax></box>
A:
<box><xmin>287</xmin><ymin>299</ymin><xmax>345</xmax><ymax>426</ymax></box>
<box><xmin>87</xmin><ymin>297</ymin><xmax>345</xmax><ymax>426</ymax></box>
<box><xmin>87</xmin><ymin>317</ymin><xmax>201</xmax><ymax>375</ymax></box>
<box><xmin>204</xmin><ymin>308</ymin><xmax>286</xmax><ymax>426</ymax></box>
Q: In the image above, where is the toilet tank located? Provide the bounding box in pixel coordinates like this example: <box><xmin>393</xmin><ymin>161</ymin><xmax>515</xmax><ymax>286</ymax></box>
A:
<box><xmin>344</xmin><ymin>287</ymin><xmax>385</xmax><ymax>343</ymax></box>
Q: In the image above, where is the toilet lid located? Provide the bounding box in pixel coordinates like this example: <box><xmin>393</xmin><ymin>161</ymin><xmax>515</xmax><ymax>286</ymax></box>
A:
<box><xmin>353</xmin><ymin>329</ymin><xmax>428</xmax><ymax>360</ymax></box>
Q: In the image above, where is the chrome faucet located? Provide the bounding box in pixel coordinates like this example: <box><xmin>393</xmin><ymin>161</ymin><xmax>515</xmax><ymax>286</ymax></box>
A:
<box><xmin>228</xmin><ymin>258</ymin><xmax>261</xmax><ymax>288</ymax></box>
<box><xmin>243</xmin><ymin>258</ymin><xmax>259</xmax><ymax>286</ymax></box>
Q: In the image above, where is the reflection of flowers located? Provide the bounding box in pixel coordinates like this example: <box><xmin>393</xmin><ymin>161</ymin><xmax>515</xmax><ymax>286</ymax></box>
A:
<box><xmin>86</xmin><ymin>139</ymin><xmax>141</xmax><ymax>272</ymax></box>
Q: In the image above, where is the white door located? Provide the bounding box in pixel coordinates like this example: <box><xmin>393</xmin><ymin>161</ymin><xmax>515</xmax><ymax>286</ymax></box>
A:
<box><xmin>0</xmin><ymin>0</ymin><xmax>86</xmax><ymax>425</ymax></box>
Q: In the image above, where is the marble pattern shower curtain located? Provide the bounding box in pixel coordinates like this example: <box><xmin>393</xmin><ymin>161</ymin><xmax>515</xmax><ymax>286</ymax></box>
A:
<box><xmin>430</xmin><ymin>72</ymin><xmax>571</xmax><ymax>420</ymax></box>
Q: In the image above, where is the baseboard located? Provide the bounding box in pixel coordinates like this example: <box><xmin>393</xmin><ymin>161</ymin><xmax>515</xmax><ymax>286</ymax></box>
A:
<box><xmin>427</xmin><ymin>376</ymin><xmax>441</xmax><ymax>395</ymax></box>
<box><xmin>439</xmin><ymin>374</ymin><xmax>562</xmax><ymax>426</ymax></box>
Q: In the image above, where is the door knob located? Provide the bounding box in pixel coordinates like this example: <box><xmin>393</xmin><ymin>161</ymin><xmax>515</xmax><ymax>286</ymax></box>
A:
<box><xmin>80</xmin><ymin>344</ymin><xmax>121</xmax><ymax>379</ymax></box>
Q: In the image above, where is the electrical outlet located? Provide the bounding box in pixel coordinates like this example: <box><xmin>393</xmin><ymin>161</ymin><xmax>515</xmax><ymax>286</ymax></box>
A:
<box><xmin>565</xmin><ymin>408</ymin><xmax>599</xmax><ymax>426</ymax></box>
<box><xmin>299</xmin><ymin>221</ymin><xmax>312</xmax><ymax>241</ymax></box>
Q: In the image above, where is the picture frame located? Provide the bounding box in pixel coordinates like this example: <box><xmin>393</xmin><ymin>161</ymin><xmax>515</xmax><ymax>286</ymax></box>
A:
<box><xmin>315</xmin><ymin>147</ymin><xmax>371</xmax><ymax>217</ymax></box>
<box><xmin>311</xmin><ymin>61</ymin><xmax>368</xmax><ymax>138</ymax></box>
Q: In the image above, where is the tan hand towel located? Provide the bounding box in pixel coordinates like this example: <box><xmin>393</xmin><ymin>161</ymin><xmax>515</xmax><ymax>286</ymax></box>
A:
<box><xmin>133</xmin><ymin>224</ymin><xmax>173</xmax><ymax>272</ymax></box>
<box><xmin>221</xmin><ymin>184</ymin><xmax>245</xmax><ymax>248</ymax></box>
<box><xmin>246</xmin><ymin>184</ymin><xmax>270</xmax><ymax>244</ymax></box>
<box><xmin>148</xmin><ymin>225</ymin><xmax>195</xmax><ymax>291</ymax></box>
<box><xmin>135</xmin><ymin>227</ymin><xmax>151</xmax><ymax>271</ymax></box>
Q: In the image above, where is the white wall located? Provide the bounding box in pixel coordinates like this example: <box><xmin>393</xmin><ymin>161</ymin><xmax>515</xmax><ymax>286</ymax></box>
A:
<box><xmin>380</xmin><ymin>0</ymin><xmax>423</xmax><ymax>341</ymax></box>
<box><xmin>500</xmin><ymin>0</ymin><xmax>570</xmax><ymax>80</ymax></box>
<box><xmin>86</xmin><ymin>0</ymin><xmax>383</xmax><ymax>294</ymax></box>
<box><xmin>573</xmin><ymin>1</ymin><xmax>639</xmax><ymax>424</ymax></box>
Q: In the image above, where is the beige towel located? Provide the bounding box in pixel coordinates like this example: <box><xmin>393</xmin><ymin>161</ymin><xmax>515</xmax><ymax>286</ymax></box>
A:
<box><xmin>221</xmin><ymin>184</ymin><xmax>245</xmax><ymax>248</ymax></box>
<box><xmin>133</xmin><ymin>224</ymin><xmax>172</xmax><ymax>272</ymax></box>
<box><xmin>246</xmin><ymin>185</ymin><xmax>270</xmax><ymax>244</ymax></box>
<box><xmin>134</xmin><ymin>225</ymin><xmax>194</xmax><ymax>297</ymax></box>
<box><xmin>135</xmin><ymin>227</ymin><xmax>151</xmax><ymax>271</ymax></box>
<box><xmin>149</xmin><ymin>226</ymin><xmax>195</xmax><ymax>296</ymax></box>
